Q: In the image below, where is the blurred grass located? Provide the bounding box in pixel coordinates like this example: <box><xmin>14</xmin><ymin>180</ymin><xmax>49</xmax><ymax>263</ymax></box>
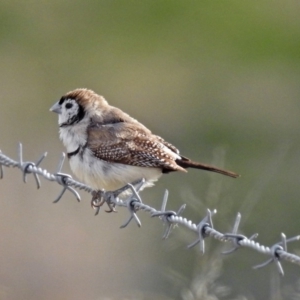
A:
<box><xmin>0</xmin><ymin>1</ymin><xmax>300</xmax><ymax>299</ymax></box>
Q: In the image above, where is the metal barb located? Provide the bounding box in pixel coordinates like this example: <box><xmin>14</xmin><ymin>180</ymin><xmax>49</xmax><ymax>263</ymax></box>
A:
<box><xmin>222</xmin><ymin>233</ymin><xmax>249</xmax><ymax>254</ymax></box>
<box><xmin>285</xmin><ymin>235</ymin><xmax>300</xmax><ymax>243</ymax></box>
<box><xmin>252</xmin><ymin>234</ymin><xmax>300</xmax><ymax>274</ymax></box>
<box><xmin>31</xmin><ymin>152</ymin><xmax>47</xmax><ymax>189</ymax></box>
<box><xmin>18</xmin><ymin>144</ymin><xmax>30</xmax><ymax>184</ymax></box>
<box><xmin>277</xmin><ymin>233</ymin><xmax>300</xmax><ymax>246</ymax></box>
<box><xmin>36</xmin><ymin>152</ymin><xmax>48</xmax><ymax>167</ymax></box>
<box><xmin>112</xmin><ymin>178</ymin><xmax>145</xmax><ymax>198</ymax></box>
<box><xmin>253</xmin><ymin>258</ymin><xmax>274</xmax><ymax>270</ymax></box>
<box><xmin>232</xmin><ymin>212</ymin><xmax>241</xmax><ymax>234</ymax></box>
<box><xmin>53</xmin><ymin>186</ymin><xmax>68</xmax><ymax>203</ymax></box>
<box><xmin>56</xmin><ymin>153</ymin><xmax>66</xmax><ymax>173</ymax></box>
<box><xmin>17</xmin><ymin>145</ymin><xmax>48</xmax><ymax>189</ymax></box>
<box><xmin>53</xmin><ymin>173</ymin><xmax>81</xmax><ymax>203</ymax></box>
<box><xmin>132</xmin><ymin>179</ymin><xmax>145</xmax><ymax>193</ymax></box>
<box><xmin>222</xmin><ymin>213</ymin><xmax>258</xmax><ymax>254</ymax></box>
<box><xmin>163</xmin><ymin>204</ymin><xmax>186</xmax><ymax>239</ymax></box>
<box><xmin>253</xmin><ymin>243</ymin><xmax>284</xmax><ymax>275</ymax></box>
<box><xmin>177</xmin><ymin>203</ymin><xmax>186</xmax><ymax>216</ymax></box>
<box><xmin>0</xmin><ymin>150</ymin><xmax>3</xmax><ymax>179</ymax></box>
<box><xmin>275</xmin><ymin>259</ymin><xmax>284</xmax><ymax>275</ymax></box>
<box><xmin>18</xmin><ymin>143</ymin><xmax>23</xmax><ymax>166</ymax></box>
<box><xmin>281</xmin><ymin>233</ymin><xmax>287</xmax><ymax>252</ymax></box>
<box><xmin>187</xmin><ymin>209</ymin><xmax>215</xmax><ymax>254</ymax></box>
<box><xmin>21</xmin><ymin>162</ymin><xmax>35</xmax><ymax>183</ymax></box>
<box><xmin>151</xmin><ymin>190</ymin><xmax>170</xmax><ymax>218</ymax></box>
<box><xmin>120</xmin><ymin>190</ymin><xmax>143</xmax><ymax>228</ymax></box>
<box><xmin>249</xmin><ymin>233</ymin><xmax>259</xmax><ymax>240</ymax></box>
<box><xmin>152</xmin><ymin>190</ymin><xmax>186</xmax><ymax>239</ymax></box>
<box><xmin>161</xmin><ymin>189</ymin><xmax>169</xmax><ymax>212</ymax></box>
<box><xmin>127</xmin><ymin>183</ymin><xmax>142</xmax><ymax>203</ymax></box>
<box><xmin>23</xmin><ymin>162</ymin><xmax>42</xmax><ymax>189</ymax></box>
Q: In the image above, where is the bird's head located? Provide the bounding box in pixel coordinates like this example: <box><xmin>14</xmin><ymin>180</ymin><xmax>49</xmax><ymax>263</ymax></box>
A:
<box><xmin>50</xmin><ymin>88</ymin><xmax>108</xmax><ymax>127</ymax></box>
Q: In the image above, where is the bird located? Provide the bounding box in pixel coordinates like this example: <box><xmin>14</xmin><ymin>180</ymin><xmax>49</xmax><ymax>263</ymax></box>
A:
<box><xmin>50</xmin><ymin>88</ymin><xmax>239</xmax><ymax>196</ymax></box>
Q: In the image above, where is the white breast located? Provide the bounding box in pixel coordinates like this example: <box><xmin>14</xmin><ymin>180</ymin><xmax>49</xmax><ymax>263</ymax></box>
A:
<box><xmin>69</xmin><ymin>148</ymin><xmax>162</xmax><ymax>193</ymax></box>
<box><xmin>59</xmin><ymin>123</ymin><xmax>87</xmax><ymax>153</ymax></box>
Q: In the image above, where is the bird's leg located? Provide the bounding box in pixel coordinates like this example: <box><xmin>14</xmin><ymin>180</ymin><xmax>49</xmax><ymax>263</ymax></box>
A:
<box><xmin>91</xmin><ymin>190</ymin><xmax>105</xmax><ymax>208</ymax></box>
<box><xmin>91</xmin><ymin>179</ymin><xmax>145</xmax><ymax>214</ymax></box>
<box><xmin>103</xmin><ymin>192</ymin><xmax>117</xmax><ymax>213</ymax></box>
<box><xmin>91</xmin><ymin>189</ymin><xmax>117</xmax><ymax>214</ymax></box>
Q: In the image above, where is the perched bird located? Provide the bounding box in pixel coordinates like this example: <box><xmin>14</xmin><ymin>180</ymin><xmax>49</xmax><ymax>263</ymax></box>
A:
<box><xmin>50</xmin><ymin>88</ymin><xmax>238</xmax><ymax>195</ymax></box>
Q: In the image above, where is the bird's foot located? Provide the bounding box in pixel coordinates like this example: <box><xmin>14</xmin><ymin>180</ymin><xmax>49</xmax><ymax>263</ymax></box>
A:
<box><xmin>91</xmin><ymin>190</ymin><xmax>117</xmax><ymax>214</ymax></box>
<box><xmin>91</xmin><ymin>179</ymin><xmax>145</xmax><ymax>215</ymax></box>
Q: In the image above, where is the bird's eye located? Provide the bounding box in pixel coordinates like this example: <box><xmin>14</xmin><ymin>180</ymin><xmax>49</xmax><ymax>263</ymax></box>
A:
<box><xmin>65</xmin><ymin>103</ymin><xmax>73</xmax><ymax>109</ymax></box>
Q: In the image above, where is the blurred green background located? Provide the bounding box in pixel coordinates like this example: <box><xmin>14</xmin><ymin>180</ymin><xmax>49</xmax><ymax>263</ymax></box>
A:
<box><xmin>0</xmin><ymin>1</ymin><xmax>300</xmax><ymax>299</ymax></box>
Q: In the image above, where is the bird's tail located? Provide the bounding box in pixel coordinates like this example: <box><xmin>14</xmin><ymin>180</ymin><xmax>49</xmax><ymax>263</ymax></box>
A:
<box><xmin>176</xmin><ymin>157</ymin><xmax>239</xmax><ymax>178</ymax></box>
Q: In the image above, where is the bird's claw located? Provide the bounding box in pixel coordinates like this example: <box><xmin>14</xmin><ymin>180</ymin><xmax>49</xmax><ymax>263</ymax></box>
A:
<box><xmin>91</xmin><ymin>190</ymin><xmax>104</xmax><ymax>208</ymax></box>
<box><xmin>91</xmin><ymin>190</ymin><xmax>117</xmax><ymax>214</ymax></box>
<box><xmin>105</xmin><ymin>202</ymin><xmax>117</xmax><ymax>213</ymax></box>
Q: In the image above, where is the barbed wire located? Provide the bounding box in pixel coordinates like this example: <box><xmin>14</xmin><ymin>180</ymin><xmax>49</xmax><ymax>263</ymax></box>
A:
<box><xmin>0</xmin><ymin>143</ymin><xmax>300</xmax><ymax>276</ymax></box>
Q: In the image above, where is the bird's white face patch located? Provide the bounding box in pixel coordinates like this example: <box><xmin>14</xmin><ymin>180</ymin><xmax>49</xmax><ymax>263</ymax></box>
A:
<box><xmin>57</xmin><ymin>98</ymin><xmax>81</xmax><ymax>127</ymax></box>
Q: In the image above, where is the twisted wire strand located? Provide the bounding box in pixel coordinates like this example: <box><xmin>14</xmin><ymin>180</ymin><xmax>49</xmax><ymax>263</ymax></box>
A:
<box><xmin>0</xmin><ymin>144</ymin><xmax>300</xmax><ymax>275</ymax></box>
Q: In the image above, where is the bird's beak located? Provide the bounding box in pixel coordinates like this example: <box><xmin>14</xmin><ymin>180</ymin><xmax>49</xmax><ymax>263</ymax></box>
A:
<box><xmin>49</xmin><ymin>102</ymin><xmax>62</xmax><ymax>114</ymax></box>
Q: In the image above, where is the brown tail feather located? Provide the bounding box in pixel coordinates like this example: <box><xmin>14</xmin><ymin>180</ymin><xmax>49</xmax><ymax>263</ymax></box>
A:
<box><xmin>176</xmin><ymin>158</ymin><xmax>239</xmax><ymax>178</ymax></box>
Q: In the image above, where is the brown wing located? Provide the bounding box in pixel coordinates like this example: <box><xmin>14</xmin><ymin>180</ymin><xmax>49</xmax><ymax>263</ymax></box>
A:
<box><xmin>87</xmin><ymin>122</ymin><xmax>186</xmax><ymax>172</ymax></box>
<box><xmin>154</xmin><ymin>135</ymin><xmax>180</xmax><ymax>155</ymax></box>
